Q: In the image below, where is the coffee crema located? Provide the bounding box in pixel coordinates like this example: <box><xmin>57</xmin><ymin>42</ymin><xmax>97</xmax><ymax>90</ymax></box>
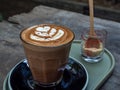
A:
<box><xmin>21</xmin><ymin>24</ymin><xmax>74</xmax><ymax>46</ymax></box>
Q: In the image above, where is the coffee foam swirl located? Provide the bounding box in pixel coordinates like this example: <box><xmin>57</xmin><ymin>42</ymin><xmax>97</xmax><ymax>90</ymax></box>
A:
<box><xmin>21</xmin><ymin>24</ymin><xmax>74</xmax><ymax>46</ymax></box>
<box><xmin>30</xmin><ymin>26</ymin><xmax>64</xmax><ymax>41</ymax></box>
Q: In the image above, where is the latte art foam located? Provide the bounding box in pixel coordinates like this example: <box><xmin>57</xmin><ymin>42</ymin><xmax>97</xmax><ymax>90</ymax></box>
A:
<box><xmin>21</xmin><ymin>24</ymin><xmax>74</xmax><ymax>46</ymax></box>
<box><xmin>30</xmin><ymin>26</ymin><xmax>64</xmax><ymax>41</ymax></box>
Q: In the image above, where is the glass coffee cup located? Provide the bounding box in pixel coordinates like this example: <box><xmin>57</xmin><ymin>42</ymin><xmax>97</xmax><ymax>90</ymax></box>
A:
<box><xmin>20</xmin><ymin>24</ymin><xmax>74</xmax><ymax>87</ymax></box>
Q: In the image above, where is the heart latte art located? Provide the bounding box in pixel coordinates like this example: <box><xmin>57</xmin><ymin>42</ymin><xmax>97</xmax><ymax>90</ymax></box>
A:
<box><xmin>21</xmin><ymin>24</ymin><xmax>74</xmax><ymax>46</ymax></box>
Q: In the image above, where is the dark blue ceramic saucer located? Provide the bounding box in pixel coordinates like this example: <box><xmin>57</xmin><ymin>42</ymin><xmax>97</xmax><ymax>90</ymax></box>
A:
<box><xmin>8</xmin><ymin>57</ymin><xmax>88</xmax><ymax>90</ymax></box>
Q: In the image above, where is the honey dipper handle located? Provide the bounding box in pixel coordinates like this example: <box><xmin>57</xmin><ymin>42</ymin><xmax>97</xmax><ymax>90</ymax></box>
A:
<box><xmin>89</xmin><ymin>0</ymin><xmax>95</xmax><ymax>36</ymax></box>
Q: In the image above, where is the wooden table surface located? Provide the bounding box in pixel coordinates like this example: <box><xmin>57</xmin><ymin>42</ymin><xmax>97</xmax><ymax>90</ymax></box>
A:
<box><xmin>0</xmin><ymin>5</ymin><xmax>120</xmax><ymax>90</ymax></box>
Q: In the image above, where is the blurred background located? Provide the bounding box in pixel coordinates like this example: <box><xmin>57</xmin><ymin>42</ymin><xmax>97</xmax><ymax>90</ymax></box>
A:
<box><xmin>0</xmin><ymin>0</ymin><xmax>120</xmax><ymax>22</ymax></box>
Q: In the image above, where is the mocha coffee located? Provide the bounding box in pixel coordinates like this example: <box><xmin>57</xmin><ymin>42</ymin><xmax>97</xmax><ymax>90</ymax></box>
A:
<box><xmin>20</xmin><ymin>24</ymin><xmax>74</xmax><ymax>86</ymax></box>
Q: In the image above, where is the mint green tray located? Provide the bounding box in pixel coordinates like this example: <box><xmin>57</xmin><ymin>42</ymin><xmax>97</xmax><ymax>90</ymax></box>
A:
<box><xmin>3</xmin><ymin>73</ymin><xmax>9</xmax><ymax>90</ymax></box>
<box><xmin>70</xmin><ymin>40</ymin><xmax>115</xmax><ymax>90</ymax></box>
<box><xmin>3</xmin><ymin>40</ymin><xmax>115</xmax><ymax>90</ymax></box>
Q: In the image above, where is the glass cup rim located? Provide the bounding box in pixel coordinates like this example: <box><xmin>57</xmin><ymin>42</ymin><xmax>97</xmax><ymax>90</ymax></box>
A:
<box><xmin>81</xmin><ymin>29</ymin><xmax>107</xmax><ymax>40</ymax></box>
<box><xmin>20</xmin><ymin>24</ymin><xmax>75</xmax><ymax>48</ymax></box>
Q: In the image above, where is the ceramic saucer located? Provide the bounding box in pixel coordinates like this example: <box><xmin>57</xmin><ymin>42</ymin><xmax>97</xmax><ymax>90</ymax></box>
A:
<box><xmin>8</xmin><ymin>57</ymin><xmax>88</xmax><ymax>90</ymax></box>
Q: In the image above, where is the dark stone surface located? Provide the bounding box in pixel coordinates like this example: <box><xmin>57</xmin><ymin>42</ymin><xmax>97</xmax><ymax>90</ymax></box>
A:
<box><xmin>33</xmin><ymin>0</ymin><xmax>120</xmax><ymax>22</ymax></box>
<box><xmin>0</xmin><ymin>5</ymin><xmax>120</xmax><ymax>90</ymax></box>
<box><xmin>0</xmin><ymin>0</ymin><xmax>40</xmax><ymax>20</ymax></box>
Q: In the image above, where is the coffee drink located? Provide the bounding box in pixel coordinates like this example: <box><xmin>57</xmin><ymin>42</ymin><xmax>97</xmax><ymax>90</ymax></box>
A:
<box><xmin>20</xmin><ymin>24</ymin><xmax>74</xmax><ymax>86</ymax></box>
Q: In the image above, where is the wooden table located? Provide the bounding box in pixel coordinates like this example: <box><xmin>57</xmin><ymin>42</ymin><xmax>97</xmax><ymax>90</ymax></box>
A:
<box><xmin>0</xmin><ymin>5</ymin><xmax>120</xmax><ymax>90</ymax></box>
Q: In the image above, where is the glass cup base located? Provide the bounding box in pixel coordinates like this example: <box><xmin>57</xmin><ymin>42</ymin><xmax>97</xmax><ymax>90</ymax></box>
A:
<box><xmin>27</xmin><ymin>76</ymin><xmax>63</xmax><ymax>89</ymax></box>
<box><xmin>81</xmin><ymin>54</ymin><xmax>103</xmax><ymax>63</ymax></box>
